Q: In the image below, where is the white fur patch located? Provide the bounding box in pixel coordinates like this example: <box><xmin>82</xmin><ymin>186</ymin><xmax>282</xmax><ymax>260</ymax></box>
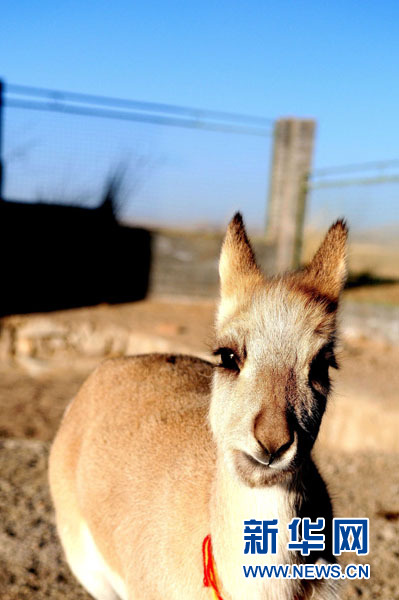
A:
<box><xmin>212</xmin><ymin>467</ymin><xmax>299</xmax><ymax>600</ymax></box>
<box><xmin>65</xmin><ymin>521</ymin><xmax>127</xmax><ymax>600</ymax></box>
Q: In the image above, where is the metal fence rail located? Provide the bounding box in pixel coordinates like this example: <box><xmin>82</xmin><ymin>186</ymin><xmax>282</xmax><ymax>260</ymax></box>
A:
<box><xmin>310</xmin><ymin>159</ymin><xmax>399</xmax><ymax>190</ymax></box>
<box><xmin>4</xmin><ymin>83</ymin><xmax>273</xmax><ymax>137</ymax></box>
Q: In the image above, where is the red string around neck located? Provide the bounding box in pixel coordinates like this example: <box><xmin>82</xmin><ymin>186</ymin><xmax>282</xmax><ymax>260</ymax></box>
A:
<box><xmin>202</xmin><ymin>534</ymin><xmax>224</xmax><ymax>600</ymax></box>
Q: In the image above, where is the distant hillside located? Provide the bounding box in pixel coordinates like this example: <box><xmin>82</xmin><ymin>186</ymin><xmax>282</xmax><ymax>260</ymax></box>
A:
<box><xmin>349</xmin><ymin>223</ymin><xmax>399</xmax><ymax>245</ymax></box>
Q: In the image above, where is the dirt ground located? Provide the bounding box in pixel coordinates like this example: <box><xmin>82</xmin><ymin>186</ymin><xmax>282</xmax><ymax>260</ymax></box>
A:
<box><xmin>0</xmin><ymin>298</ymin><xmax>398</xmax><ymax>599</ymax></box>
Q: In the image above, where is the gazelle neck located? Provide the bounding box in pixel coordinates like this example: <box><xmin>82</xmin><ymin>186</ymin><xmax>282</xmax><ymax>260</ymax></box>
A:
<box><xmin>209</xmin><ymin>452</ymin><xmax>299</xmax><ymax>600</ymax></box>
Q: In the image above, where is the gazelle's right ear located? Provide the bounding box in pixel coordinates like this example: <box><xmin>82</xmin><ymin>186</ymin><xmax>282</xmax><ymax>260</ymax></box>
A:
<box><xmin>217</xmin><ymin>213</ymin><xmax>264</xmax><ymax>323</ymax></box>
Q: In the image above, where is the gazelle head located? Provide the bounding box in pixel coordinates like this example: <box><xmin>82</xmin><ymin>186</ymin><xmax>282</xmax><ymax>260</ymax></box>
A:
<box><xmin>210</xmin><ymin>213</ymin><xmax>347</xmax><ymax>487</ymax></box>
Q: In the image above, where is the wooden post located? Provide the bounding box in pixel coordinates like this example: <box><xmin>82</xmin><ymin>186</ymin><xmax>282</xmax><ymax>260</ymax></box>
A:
<box><xmin>266</xmin><ymin>118</ymin><xmax>316</xmax><ymax>272</ymax></box>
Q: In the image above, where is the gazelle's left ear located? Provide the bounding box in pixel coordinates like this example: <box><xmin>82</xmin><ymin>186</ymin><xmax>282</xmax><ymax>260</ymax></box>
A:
<box><xmin>303</xmin><ymin>219</ymin><xmax>348</xmax><ymax>299</ymax></box>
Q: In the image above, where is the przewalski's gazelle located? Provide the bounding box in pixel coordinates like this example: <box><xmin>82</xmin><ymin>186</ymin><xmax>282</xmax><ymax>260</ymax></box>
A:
<box><xmin>49</xmin><ymin>214</ymin><xmax>347</xmax><ymax>600</ymax></box>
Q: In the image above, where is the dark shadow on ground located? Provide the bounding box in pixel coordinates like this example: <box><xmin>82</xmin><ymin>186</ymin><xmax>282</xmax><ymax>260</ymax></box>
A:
<box><xmin>345</xmin><ymin>272</ymin><xmax>399</xmax><ymax>289</ymax></box>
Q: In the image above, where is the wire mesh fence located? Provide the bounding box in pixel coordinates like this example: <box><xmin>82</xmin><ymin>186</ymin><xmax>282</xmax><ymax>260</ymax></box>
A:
<box><xmin>1</xmin><ymin>80</ymin><xmax>398</xmax><ymax>288</ymax></box>
<box><xmin>305</xmin><ymin>162</ymin><xmax>399</xmax><ymax>280</ymax></box>
<box><xmin>2</xmin><ymin>82</ymin><xmax>273</xmax><ymax>232</ymax></box>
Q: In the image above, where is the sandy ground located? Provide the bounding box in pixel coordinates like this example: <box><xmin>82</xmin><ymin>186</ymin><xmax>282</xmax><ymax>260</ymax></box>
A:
<box><xmin>0</xmin><ymin>298</ymin><xmax>398</xmax><ymax>599</ymax></box>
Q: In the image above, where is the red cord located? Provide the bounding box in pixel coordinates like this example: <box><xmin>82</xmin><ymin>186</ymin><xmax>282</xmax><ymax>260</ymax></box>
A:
<box><xmin>202</xmin><ymin>534</ymin><xmax>301</xmax><ymax>600</ymax></box>
<box><xmin>202</xmin><ymin>535</ymin><xmax>225</xmax><ymax>600</ymax></box>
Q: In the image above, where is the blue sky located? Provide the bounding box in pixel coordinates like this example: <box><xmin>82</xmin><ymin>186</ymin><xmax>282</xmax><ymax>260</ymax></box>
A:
<box><xmin>2</xmin><ymin>1</ymin><xmax>399</xmax><ymax>230</ymax></box>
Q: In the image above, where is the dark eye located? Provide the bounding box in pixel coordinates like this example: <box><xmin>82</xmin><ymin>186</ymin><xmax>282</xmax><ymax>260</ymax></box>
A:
<box><xmin>214</xmin><ymin>347</ymin><xmax>240</xmax><ymax>372</ymax></box>
<box><xmin>308</xmin><ymin>343</ymin><xmax>336</xmax><ymax>395</ymax></box>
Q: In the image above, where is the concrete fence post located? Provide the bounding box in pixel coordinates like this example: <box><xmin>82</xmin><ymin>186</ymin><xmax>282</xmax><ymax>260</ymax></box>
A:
<box><xmin>266</xmin><ymin>118</ymin><xmax>316</xmax><ymax>272</ymax></box>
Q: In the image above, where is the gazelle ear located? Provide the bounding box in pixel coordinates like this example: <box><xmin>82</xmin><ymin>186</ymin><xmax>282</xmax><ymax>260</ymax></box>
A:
<box><xmin>303</xmin><ymin>219</ymin><xmax>348</xmax><ymax>300</ymax></box>
<box><xmin>218</xmin><ymin>213</ymin><xmax>264</xmax><ymax>321</ymax></box>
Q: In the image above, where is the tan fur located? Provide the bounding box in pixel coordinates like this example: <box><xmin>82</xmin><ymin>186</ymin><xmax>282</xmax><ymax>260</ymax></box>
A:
<box><xmin>217</xmin><ymin>213</ymin><xmax>265</xmax><ymax>325</ymax></box>
<box><xmin>49</xmin><ymin>215</ymin><xmax>347</xmax><ymax>600</ymax></box>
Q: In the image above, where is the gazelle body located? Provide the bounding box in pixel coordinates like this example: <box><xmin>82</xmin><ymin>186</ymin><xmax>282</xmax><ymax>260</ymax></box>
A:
<box><xmin>49</xmin><ymin>214</ymin><xmax>347</xmax><ymax>600</ymax></box>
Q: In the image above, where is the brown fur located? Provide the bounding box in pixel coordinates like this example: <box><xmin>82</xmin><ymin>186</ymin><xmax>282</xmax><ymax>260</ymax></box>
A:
<box><xmin>49</xmin><ymin>214</ymin><xmax>347</xmax><ymax>600</ymax></box>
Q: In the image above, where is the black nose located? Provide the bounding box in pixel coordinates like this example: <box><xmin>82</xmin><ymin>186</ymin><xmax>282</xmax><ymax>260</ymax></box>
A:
<box><xmin>258</xmin><ymin>437</ymin><xmax>294</xmax><ymax>465</ymax></box>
